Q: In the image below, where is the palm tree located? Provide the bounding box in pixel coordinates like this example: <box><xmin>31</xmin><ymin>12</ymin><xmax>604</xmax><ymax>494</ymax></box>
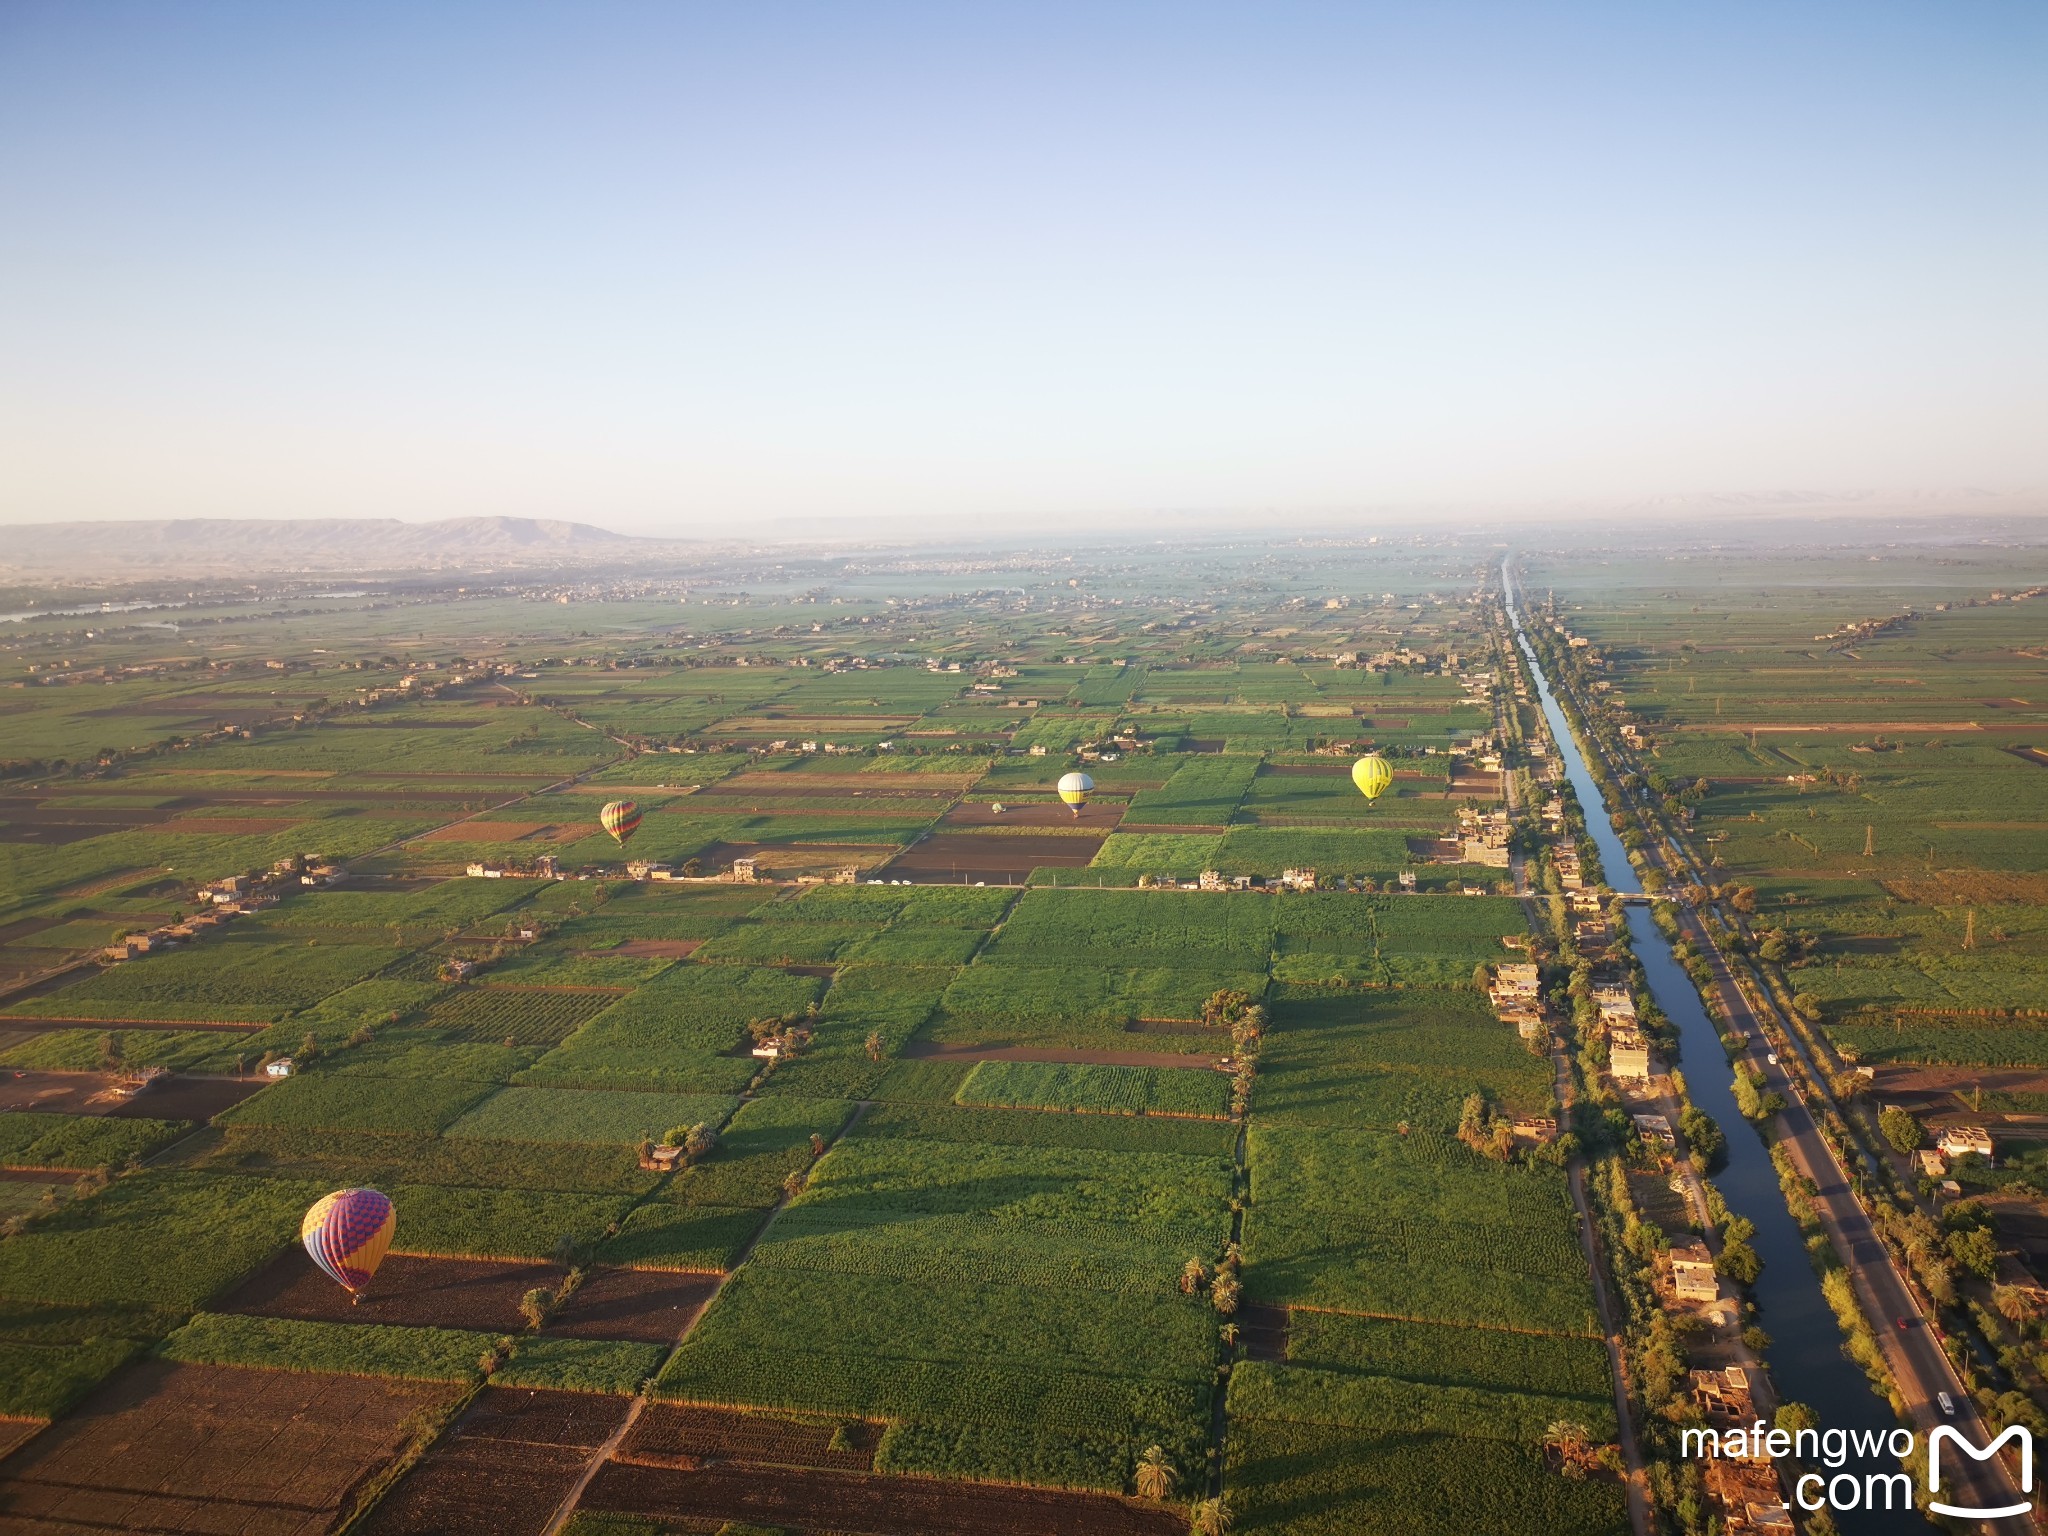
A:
<box><xmin>1188</xmin><ymin>1496</ymin><xmax>1234</xmax><ymax>1536</ymax></box>
<box><xmin>1210</xmin><ymin>1273</ymin><xmax>1242</xmax><ymax>1316</ymax></box>
<box><xmin>1543</xmin><ymin>1420</ymin><xmax>1592</xmax><ymax>1470</ymax></box>
<box><xmin>1134</xmin><ymin>1444</ymin><xmax>1178</xmax><ymax>1501</ymax></box>
<box><xmin>518</xmin><ymin>1287</ymin><xmax>553</xmax><ymax>1330</ymax></box>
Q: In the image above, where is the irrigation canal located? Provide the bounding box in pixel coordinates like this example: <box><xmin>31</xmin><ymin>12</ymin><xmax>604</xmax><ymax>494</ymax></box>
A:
<box><xmin>1504</xmin><ymin>564</ymin><xmax>1929</xmax><ymax>1534</ymax></box>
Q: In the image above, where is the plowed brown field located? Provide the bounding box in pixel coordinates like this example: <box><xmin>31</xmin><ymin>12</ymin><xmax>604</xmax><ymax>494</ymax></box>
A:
<box><xmin>0</xmin><ymin>1359</ymin><xmax>459</xmax><ymax>1536</ymax></box>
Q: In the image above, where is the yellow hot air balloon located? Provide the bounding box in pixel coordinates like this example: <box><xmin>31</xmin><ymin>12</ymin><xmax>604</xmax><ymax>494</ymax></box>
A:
<box><xmin>1351</xmin><ymin>754</ymin><xmax>1393</xmax><ymax>803</ymax></box>
<box><xmin>599</xmin><ymin>800</ymin><xmax>642</xmax><ymax>847</ymax></box>
<box><xmin>1057</xmin><ymin>771</ymin><xmax>1093</xmax><ymax>816</ymax></box>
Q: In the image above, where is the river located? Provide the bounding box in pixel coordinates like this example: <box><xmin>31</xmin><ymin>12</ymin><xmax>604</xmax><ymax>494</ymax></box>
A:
<box><xmin>1503</xmin><ymin>562</ymin><xmax>1926</xmax><ymax>1534</ymax></box>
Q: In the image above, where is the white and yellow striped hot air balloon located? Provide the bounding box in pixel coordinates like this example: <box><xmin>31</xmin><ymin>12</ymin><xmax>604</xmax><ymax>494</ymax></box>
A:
<box><xmin>1056</xmin><ymin>771</ymin><xmax>1093</xmax><ymax>816</ymax></box>
<box><xmin>1351</xmin><ymin>754</ymin><xmax>1393</xmax><ymax>803</ymax></box>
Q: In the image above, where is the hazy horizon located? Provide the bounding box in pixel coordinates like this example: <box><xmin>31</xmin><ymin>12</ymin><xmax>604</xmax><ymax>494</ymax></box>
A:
<box><xmin>3</xmin><ymin>1</ymin><xmax>2045</xmax><ymax>532</ymax></box>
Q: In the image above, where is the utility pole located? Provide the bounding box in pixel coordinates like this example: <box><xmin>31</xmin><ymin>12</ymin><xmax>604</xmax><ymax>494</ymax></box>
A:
<box><xmin>1863</xmin><ymin>825</ymin><xmax>1874</xmax><ymax>858</ymax></box>
<box><xmin>1964</xmin><ymin>909</ymin><xmax>1976</xmax><ymax>950</ymax></box>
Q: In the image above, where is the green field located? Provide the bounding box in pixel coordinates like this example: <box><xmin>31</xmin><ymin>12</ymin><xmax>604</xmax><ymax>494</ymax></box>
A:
<box><xmin>0</xmin><ymin>539</ymin><xmax>1647</xmax><ymax>1532</ymax></box>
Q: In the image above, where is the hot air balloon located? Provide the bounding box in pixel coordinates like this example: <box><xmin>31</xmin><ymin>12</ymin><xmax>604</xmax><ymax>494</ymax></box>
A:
<box><xmin>599</xmin><ymin>800</ymin><xmax>642</xmax><ymax>847</ymax></box>
<box><xmin>1351</xmin><ymin>754</ymin><xmax>1393</xmax><ymax>803</ymax></box>
<box><xmin>1056</xmin><ymin>771</ymin><xmax>1094</xmax><ymax>816</ymax></box>
<box><xmin>301</xmin><ymin>1188</ymin><xmax>395</xmax><ymax>1303</ymax></box>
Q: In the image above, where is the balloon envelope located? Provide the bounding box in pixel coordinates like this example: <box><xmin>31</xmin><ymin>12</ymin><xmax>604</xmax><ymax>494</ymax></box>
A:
<box><xmin>599</xmin><ymin>800</ymin><xmax>642</xmax><ymax>846</ymax></box>
<box><xmin>302</xmin><ymin>1188</ymin><xmax>395</xmax><ymax>1297</ymax></box>
<box><xmin>1351</xmin><ymin>755</ymin><xmax>1393</xmax><ymax>802</ymax></box>
<box><xmin>1056</xmin><ymin>771</ymin><xmax>1094</xmax><ymax>808</ymax></box>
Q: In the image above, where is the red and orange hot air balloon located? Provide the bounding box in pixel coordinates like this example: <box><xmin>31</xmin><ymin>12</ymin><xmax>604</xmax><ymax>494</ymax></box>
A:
<box><xmin>301</xmin><ymin>1188</ymin><xmax>395</xmax><ymax>1303</ymax></box>
<box><xmin>599</xmin><ymin>799</ymin><xmax>642</xmax><ymax>847</ymax></box>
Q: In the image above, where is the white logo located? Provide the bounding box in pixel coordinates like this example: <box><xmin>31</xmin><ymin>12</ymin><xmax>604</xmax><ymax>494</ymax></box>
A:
<box><xmin>1929</xmin><ymin>1424</ymin><xmax>2033</xmax><ymax>1520</ymax></box>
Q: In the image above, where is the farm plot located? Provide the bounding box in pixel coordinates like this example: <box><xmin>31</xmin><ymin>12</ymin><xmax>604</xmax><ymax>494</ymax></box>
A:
<box><xmin>0</xmin><ymin>1025</ymin><xmax>234</xmax><ymax>1075</ymax></box>
<box><xmin>581</xmin><ymin>1456</ymin><xmax>1185</xmax><ymax>1536</ymax></box>
<box><xmin>655</xmin><ymin>1268</ymin><xmax>1214</xmax><ymax>1490</ymax></box>
<box><xmin>160</xmin><ymin>1311</ymin><xmax>497</xmax><ymax>1382</ymax></box>
<box><xmin>546</xmin><ymin>1266</ymin><xmax>722</xmax><ymax>1342</ymax></box>
<box><xmin>957</xmin><ymin>1059</ymin><xmax>1231</xmax><ymax>1119</ymax></box>
<box><xmin>0</xmin><ymin>1170</ymin><xmax>319</xmax><ymax>1310</ymax></box>
<box><xmin>1222</xmin><ymin>1416</ymin><xmax>1629</xmax><ymax>1536</ymax></box>
<box><xmin>217</xmin><ymin>1248</ymin><xmax>565</xmax><ymax>1332</ymax></box>
<box><xmin>1252</xmin><ymin>988</ymin><xmax>1548</xmax><ymax>1131</ymax></box>
<box><xmin>518</xmin><ymin>964</ymin><xmax>824</xmax><ymax>1094</ymax></box>
<box><xmin>1237</xmin><ymin>769</ymin><xmax>1446</xmax><ymax>825</ymax></box>
<box><xmin>929</xmin><ymin>962</ymin><xmax>1264</xmax><ymax>1052</ymax></box>
<box><xmin>363</xmin><ymin>1387</ymin><xmax>635</xmax><ymax>1536</ymax></box>
<box><xmin>1284</xmin><ymin>1310</ymin><xmax>1614</xmax><ymax>1406</ymax></box>
<box><xmin>884</xmin><ymin>831</ymin><xmax>1106</xmax><ymax>883</ymax></box>
<box><xmin>1242</xmin><ymin>1124</ymin><xmax>1595</xmax><ymax>1337</ymax></box>
<box><xmin>1209</xmin><ymin>826</ymin><xmax>1424</xmax><ymax>882</ymax></box>
<box><xmin>219</xmin><ymin>1072</ymin><xmax>496</xmax><ymax>1136</ymax></box>
<box><xmin>424</xmin><ymin>986</ymin><xmax>621</xmax><ymax>1045</ymax></box>
<box><xmin>691</xmin><ymin>917</ymin><xmax>870</xmax><ymax>964</ymax></box>
<box><xmin>446</xmin><ymin>1086</ymin><xmax>740</xmax><ymax>1145</ymax></box>
<box><xmin>656</xmin><ymin>1115</ymin><xmax>1231</xmax><ymax>1490</ymax></box>
<box><xmin>0</xmin><ymin>1357</ymin><xmax>463</xmax><ymax>1535</ymax></box>
<box><xmin>750</xmin><ymin>964</ymin><xmax>957</xmax><ymax>1100</ymax></box>
<box><xmin>620</xmin><ymin>1401</ymin><xmax>881</xmax><ymax>1469</ymax></box>
<box><xmin>260</xmin><ymin>880</ymin><xmax>533</xmax><ymax>940</ymax></box>
<box><xmin>754</xmin><ymin>883</ymin><xmax>1016</xmax><ymax>928</ymax></box>
<box><xmin>1084</xmin><ymin>831</ymin><xmax>1226</xmax><ymax>880</ymax></box>
<box><xmin>0</xmin><ymin>1111</ymin><xmax>192</xmax><ymax>1171</ymax></box>
<box><xmin>983</xmin><ymin>887</ymin><xmax>1276</xmax><ymax>968</ymax></box>
<box><xmin>4</xmin><ymin>933</ymin><xmax>398</xmax><ymax>1023</ymax></box>
<box><xmin>854</xmin><ymin>1101</ymin><xmax>1237</xmax><ymax>1159</ymax></box>
<box><xmin>595</xmin><ymin>1096</ymin><xmax>854</xmax><ymax>1269</ymax></box>
<box><xmin>1123</xmin><ymin>756</ymin><xmax>1261</xmax><ymax>826</ymax></box>
<box><xmin>391</xmin><ymin>1183</ymin><xmax>641</xmax><ymax>1261</ymax></box>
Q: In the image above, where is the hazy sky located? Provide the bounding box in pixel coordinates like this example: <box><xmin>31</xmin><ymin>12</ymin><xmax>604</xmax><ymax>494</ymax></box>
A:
<box><xmin>2</xmin><ymin>2</ymin><xmax>2043</xmax><ymax>533</ymax></box>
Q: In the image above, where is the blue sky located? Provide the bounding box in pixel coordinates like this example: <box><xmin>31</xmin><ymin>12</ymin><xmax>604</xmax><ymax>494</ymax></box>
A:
<box><xmin>1</xmin><ymin>1</ymin><xmax>2043</xmax><ymax>531</ymax></box>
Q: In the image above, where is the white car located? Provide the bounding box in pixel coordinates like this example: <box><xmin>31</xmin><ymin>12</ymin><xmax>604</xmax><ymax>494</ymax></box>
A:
<box><xmin>1938</xmin><ymin>1392</ymin><xmax>1956</xmax><ymax>1417</ymax></box>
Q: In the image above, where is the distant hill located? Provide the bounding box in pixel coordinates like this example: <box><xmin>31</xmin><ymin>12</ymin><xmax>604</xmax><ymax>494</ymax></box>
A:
<box><xmin>0</xmin><ymin>516</ymin><xmax>702</xmax><ymax>577</ymax></box>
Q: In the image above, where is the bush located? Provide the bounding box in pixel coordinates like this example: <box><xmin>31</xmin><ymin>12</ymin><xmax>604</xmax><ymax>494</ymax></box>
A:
<box><xmin>1679</xmin><ymin>1106</ymin><xmax>1726</xmax><ymax>1171</ymax></box>
<box><xmin>1879</xmin><ymin>1105</ymin><xmax>1925</xmax><ymax>1155</ymax></box>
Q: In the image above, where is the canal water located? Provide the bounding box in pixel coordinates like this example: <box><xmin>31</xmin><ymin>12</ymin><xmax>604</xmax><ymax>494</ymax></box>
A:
<box><xmin>1503</xmin><ymin>565</ymin><xmax>1925</xmax><ymax>1533</ymax></box>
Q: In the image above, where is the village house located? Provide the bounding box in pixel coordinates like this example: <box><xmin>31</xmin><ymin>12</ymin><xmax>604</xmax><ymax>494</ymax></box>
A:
<box><xmin>1689</xmin><ymin>1365</ymin><xmax>1755</xmax><ymax>1427</ymax></box>
<box><xmin>1491</xmin><ymin>962</ymin><xmax>1540</xmax><ymax>999</ymax></box>
<box><xmin>1669</xmin><ymin>1238</ymin><xmax>1720</xmax><ymax>1304</ymax></box>
<box><xmin>1937</xmin><ymin>1124</ymin><xmax>1994</xmax><ymax>1164</ymax></box>
<box><xmin>1592</xmin><ymin>982</ymin><xmax>1637</xmax><ymax>1024</ymax></box>
<box><xmin>103</xmin><ymin>933</ymin><xmax>156</xmax><ymax>962</ymax></box>
<box><xmin>1633</xmin><ymin>1112</ymin><xmax>1675</xmax><ymax>1146</ymax></box>
<box><xmin>1609</xmin><ymin>1025</ymin><xmax>1653</xmax><ymax>1082</ymax></box>
<box><xmin>1705</xmin><ymin>1460</ymin><xmax>1794</xmax><ymax>1536</ymax></box>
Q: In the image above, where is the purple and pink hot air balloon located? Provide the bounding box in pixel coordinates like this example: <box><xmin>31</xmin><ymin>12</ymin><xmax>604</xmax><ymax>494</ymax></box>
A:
<box><xmin>301</xmin><ymin>1187</ymin><xmax>395</xmax><ymax>1303</ymax></box>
